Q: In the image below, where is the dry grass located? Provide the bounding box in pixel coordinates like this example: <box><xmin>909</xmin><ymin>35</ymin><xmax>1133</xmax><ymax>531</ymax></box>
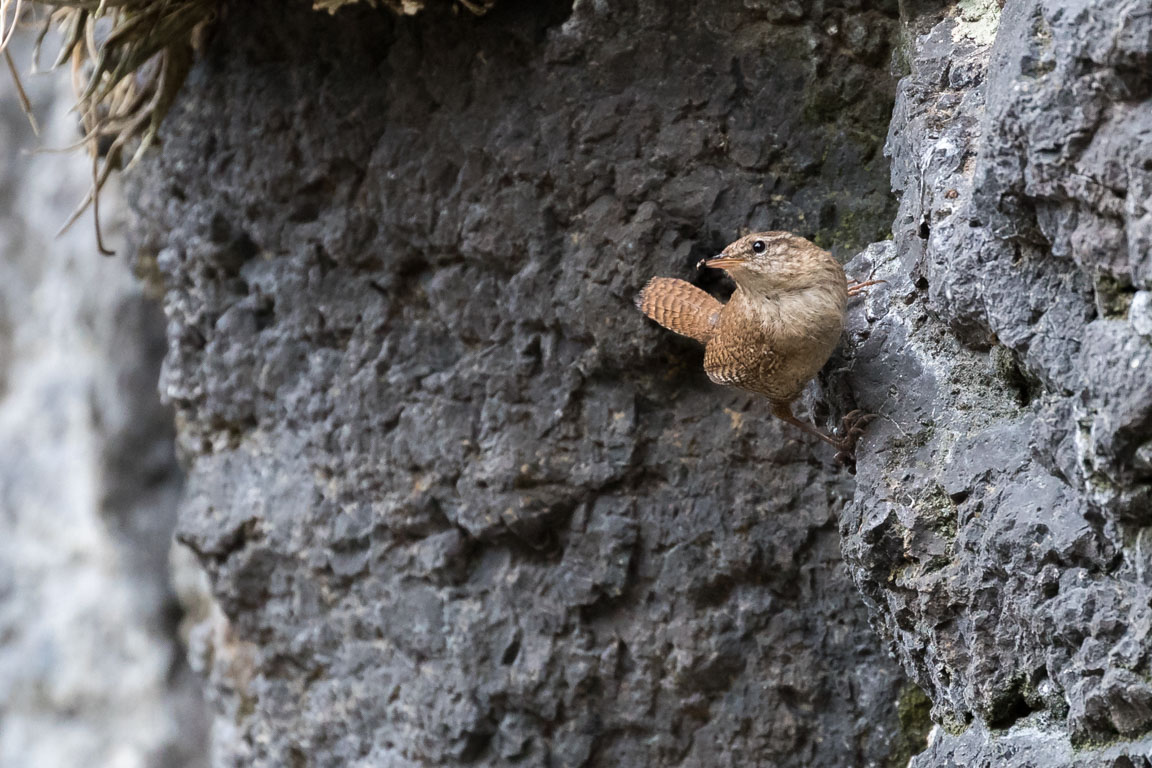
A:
<box><xmin>1</xmin><ymin>0</ymin><xmax>494</xmax><ymax>252</ymax></box>
<box><xmin>1</xmin><ymin>0</ymin><xmax>217</xmax><ymax>252</ymax></box>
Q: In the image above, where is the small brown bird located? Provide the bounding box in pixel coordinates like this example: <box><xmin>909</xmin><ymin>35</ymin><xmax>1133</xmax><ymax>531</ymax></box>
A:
<box><xmin>636</xmin><ymin>231</ymin><xmax>880</xmax><ymax>458</ymax></box>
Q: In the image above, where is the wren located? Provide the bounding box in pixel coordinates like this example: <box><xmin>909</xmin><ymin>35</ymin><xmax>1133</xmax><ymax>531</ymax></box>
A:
<box><xmin>636</xmin><ymin>231</ymin><xmax>881</xmax><ymax>460</ymax></box>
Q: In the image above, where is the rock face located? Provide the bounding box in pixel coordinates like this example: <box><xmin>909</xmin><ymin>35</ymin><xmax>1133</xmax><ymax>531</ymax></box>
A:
<box><xmin>129</xmin><ymin>0</ymin><xmax>919</xmax><ymax>765</ymax></box>
<box><xmin>839</xmin><ymin>0</ymin><xmax>1152</xmax><ymax>762</ymax></box>
<box><xmin>127</xmin><ymin>0</ymin><xmax>1152</xmax><ymax>763</ymax></box>
<box><xmin>0</xmin><ymin>36</ymin><xmax>207</xmax><ymax>768</ymax></box>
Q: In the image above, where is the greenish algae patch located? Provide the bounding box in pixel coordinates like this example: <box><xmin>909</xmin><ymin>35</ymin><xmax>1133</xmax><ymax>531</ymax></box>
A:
<box><xmin>886</xmin><ymin>683</ymin><xmax>934</xmax><ymax>768</ymax></box>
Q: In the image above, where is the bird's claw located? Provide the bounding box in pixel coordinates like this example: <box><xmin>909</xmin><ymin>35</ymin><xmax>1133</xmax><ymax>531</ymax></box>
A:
<box><xmin>834</xmin><ymin>450</ymin><xmax>857</xmax><ymax>472</ymax></box>
<box><xmin>831</xmin><ymin>410</ymin><xmax>876</xmax><ymax>465</ymax></box>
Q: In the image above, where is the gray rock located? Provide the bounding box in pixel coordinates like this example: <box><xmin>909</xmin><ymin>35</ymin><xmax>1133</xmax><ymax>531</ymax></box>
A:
<box><xmin>124</xmin><ymin>0</ymin><xmax>1152</xmax><ymax>763</ymax></box>
<box><xmin>839</xmin><ymin>0</ymin><xmax>1152</xmax><ymax>761</ymax></box>
<box><xmin>911</xmin><ymin>718</ymin><xmax>1152</xmax><ymax>767</ymax></box>
<box><xmin>129</xmin><ymin>0</ymin><xmax>916</xmax><ymax>765</ymax></box>
<box><xmin>0</xmin><ymin>34</ymin><xmax>207</xmax><ymax>768</ymax></box>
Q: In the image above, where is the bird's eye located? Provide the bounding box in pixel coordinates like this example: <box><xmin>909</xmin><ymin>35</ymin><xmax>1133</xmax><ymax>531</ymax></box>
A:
<box><xmin>752</xmin><ymin>240</ymin><xmax>766</xmax><ymax>254</ymax></box>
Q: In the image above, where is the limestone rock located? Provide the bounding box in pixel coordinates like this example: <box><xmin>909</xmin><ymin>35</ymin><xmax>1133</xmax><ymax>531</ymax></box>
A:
<box><xmin>129</xmin><ymin>1</ymin><xmax>912</xmax><ymax>765</ymax></box>
<box><xmin>839</xmin><ymin>0</ymin><xmax>1152</xmax><ymax>761</ymax></box>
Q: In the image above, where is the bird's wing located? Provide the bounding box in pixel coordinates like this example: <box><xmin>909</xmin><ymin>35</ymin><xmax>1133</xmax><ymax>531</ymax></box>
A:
<box><xmin>703</xmin><ymin>335</ymin><xmax>781</xmax><ymax>390</ymax></box>
<box><xmin>635</xmin><ymin>277</ymin><xmax>721</xmax><ymax>344</ymax></box>
<box><xmin>702</xmin><ymin>323</ymin><xmax>793</xmax><ymax>400</ymax></box>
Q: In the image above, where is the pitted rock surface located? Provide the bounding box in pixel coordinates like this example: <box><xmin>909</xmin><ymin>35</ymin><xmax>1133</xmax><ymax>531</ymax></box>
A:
<box><xmin>131</xmin><ymin>0</ymin><xmax>914</xmax><ymax>766</ymax></box>
<box><xmin>838</xmin><ymin>0</ymin><xmax>1152</xmax><ymax>762</ymax></box>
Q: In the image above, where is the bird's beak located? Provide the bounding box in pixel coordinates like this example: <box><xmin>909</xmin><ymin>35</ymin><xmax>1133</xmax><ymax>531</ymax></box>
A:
<box><xmin>699</xmin><ymin>254</ymin><xmax>744</xmax><ymax>270</ymax></box>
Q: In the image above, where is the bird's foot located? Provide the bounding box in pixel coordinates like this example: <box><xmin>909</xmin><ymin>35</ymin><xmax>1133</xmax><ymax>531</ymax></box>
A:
<box><xmin>831</xmin><ymin>409</ymin><xmax>875</xmax><ymax>465</ymax></box>
<box><xmin>771</xmin><ymin>402</ymin><xmax>875</xmax><ymax>470</ymax></box>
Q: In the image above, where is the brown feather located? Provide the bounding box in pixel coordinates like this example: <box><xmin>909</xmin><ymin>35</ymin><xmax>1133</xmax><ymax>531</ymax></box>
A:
<box><xmin>635</xmin><ymin>231</ymin><xmax>866</xmax><ymax>458</ymax></box>
<box><xmin>636</xmin><ymin>277</ymin><xmax>722</xmax><ymax>344</ymax></box>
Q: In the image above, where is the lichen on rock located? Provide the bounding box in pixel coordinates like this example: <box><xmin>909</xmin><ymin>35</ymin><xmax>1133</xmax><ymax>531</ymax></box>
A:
<box><xmin>837</xmin><ymin>0</ymin><xmax>1152</xmax><ymax>762</ymax></box>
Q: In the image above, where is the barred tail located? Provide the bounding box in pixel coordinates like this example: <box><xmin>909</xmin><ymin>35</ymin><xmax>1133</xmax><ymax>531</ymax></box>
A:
<box><xmin>635</xmin><ymin>277</ymin><xmax>722</xmax><ymax>344</ymax></box>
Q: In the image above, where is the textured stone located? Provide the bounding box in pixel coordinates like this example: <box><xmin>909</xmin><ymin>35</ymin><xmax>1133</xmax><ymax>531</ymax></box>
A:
<box><xmin>127</xmin><ymin>0</ymin><xmax>1152</xmax><ymax>763</ymax></box>
<box><xmin>838</xmin><ymin>0</ymin><xmax>1152</xmax><ymax>761</ymax></box>
<box><xmin>129</xmin><ymin>0</ymin><xmax>913</xmax><ymax>765</ymax></box>
<box><xmin>0</xmin><ymin>36</ymin><xmax>207</xmax><ymax>768</ymax></box>
<box><xmin>911</xmin><ymin>720</ymin><xmax>1152</xmax><ymax>768</ymax></box>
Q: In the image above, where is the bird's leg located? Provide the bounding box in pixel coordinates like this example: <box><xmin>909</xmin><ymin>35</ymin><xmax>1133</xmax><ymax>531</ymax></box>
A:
<box><xmin>847</xmin><ymin>279</ymin><xmax>887</xmax><ymax>297</ymax></box>
<box><xmin>770</xmin><ymin>402</ymin><xmax>874</xmax><ymax>462</ymax></box>
<box><xmin>770</xmin><ymin>401</ymin><xmax>841</xmax><ymax>448</ymax></box>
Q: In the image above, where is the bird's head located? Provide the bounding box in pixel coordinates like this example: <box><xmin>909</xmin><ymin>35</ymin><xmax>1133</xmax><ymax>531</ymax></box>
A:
<box><xmin>697</xmin><ymin>231</ymin><xmax>837</xmax><ymax>295</ymax></box>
